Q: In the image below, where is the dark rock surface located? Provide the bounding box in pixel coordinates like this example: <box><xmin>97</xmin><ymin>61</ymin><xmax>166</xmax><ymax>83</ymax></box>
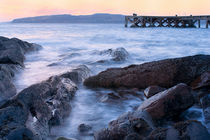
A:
<box><xmin>200</xmin><ymin>94</ymin><xmax>210</xmax><ymax>132</ymax></box>
<box><xmin>137</xmin><ymin>83</ymin><xmax>194</xmax><ymax>122</ymax></box>
<box><xmin>191</xmin><ymin>71</ymin><xmax>210</xmax><ymax>90</ymax></box>
<box><xmin>94</xmin><ymin>84</ymin><xmax>196</xmax><ymax>140</ymax></box>
<box><xmin>0</xmin><ymin>65</ymin><xmax>90</xmax><ymax>140</ymax></box>
<box><xmin>84</xmin><ymin>55</ymin><xmax>210</xmax><ymax>89</ymax></box>
<box><xmin>144</xmin><ymin>86</ymin><xmax>166</xmax><ymax>98</ymax></box>
<box><xmin>96</xmin><ymin>47</ymin><xmax>129</xmax><ymax>63</ymax></box>
<box><xmin>0</xmin><ymin>36</ymin><xmax>42</xmax><ymax>100</ymax></box>
<box><xmin>146</xmin><ymin>120</ymin><xmax>210</xmax><ymax>140</ymax></box>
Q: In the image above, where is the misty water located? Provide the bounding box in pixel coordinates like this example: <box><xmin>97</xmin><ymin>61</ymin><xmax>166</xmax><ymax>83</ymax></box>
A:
<box><xmin>0</xmin><ymin>23</ymin><xmax>210</xmax><ymax>140</ymax></box>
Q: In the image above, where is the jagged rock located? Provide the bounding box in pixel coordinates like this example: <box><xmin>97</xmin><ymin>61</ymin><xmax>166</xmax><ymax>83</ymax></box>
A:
<box><xmin>144</xmin><ymin>86</ymin><xmax>166</xmax><ymax>98</ymax></box>
<box><xmin>191</xmin><ymin>71</ymin><xmax>210</xmax><ymax>90</ymax></box>
<box><xmin>99</xmin><ymin>92</ymin><xmax>121</xmax><ymax>102</ymax></box>
<box><xmin>0</xmin><ymin>36</ymin><xmax>42</xmax><ymax>100</ymax></box>
<box><xmin>78</xmin><ymin>123</ymin><xmax>92</xmax><ymax>133</ymax></box>
<box><xmin>84</xmin><ymin>55</ymin><xmax>210</xmax><ymax>89</ymax></box>
<box><xmin>0</xmin><ymin>66</ymin><xmax>90</xmax><ymax>140</ymax></box>
<box><xmin>57</xmin><ymin>137</ymin><xmax>78</xmax><ymax>140</ymax></box>
<box><xmin>146</xmin><ymin>120</ymin><xmax>210</xmax><ymax>140</ymax></box>
<box><xmin>96</xmin><ymin>47</ymin><xmax>129</xmax><ymax>63</ymax></box>
<box><xmin>200</xmin><ymin>94</ymin><xmax>210</xmax><ymax>131</ymax></box>
<box><xmin>94</xmin><ymin>84</ymin><xmax>195</xmax><ymax>140</ymax></box>
<box><xmin>0</xmin><ymin>36</ymin><xmax>42</xmax><ymax>66</ymax></box>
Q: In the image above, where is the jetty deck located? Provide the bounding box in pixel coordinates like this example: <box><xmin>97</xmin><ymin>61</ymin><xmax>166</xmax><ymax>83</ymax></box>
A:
<box><xmin>125</xmin><ymin>14</ymin><xmax>210</xmax><ymax>28</ymax></box>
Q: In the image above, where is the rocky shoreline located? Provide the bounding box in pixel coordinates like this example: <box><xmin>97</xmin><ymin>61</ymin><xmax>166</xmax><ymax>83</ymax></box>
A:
<box><xmin>84</xmin><ymin>54</ymin><xmax>210</xmax><ymax>140</ymax></box>
<box><xmin>0</xmin><ymin>36</ymin><xmax>210</xmax><ymax>140</ymax></box>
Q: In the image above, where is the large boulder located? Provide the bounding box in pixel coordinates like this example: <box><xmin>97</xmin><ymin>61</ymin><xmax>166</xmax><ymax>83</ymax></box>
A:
<box><xmin>84</xmin><ymin>55</ymin><xmax>210</xmax><ymax>89</ymax></box>
<box><xmin>0</xmin><ymin>66</ymin><xmax>90</xmax><ymax>140</ymax></box>
<box><xmin>137</xmin><ymin>83</ymin><xmax>194</xmax><ymax>122</ymax></box>
<box><xmin>94</xmin><ymin>83</ymin><xmax>195</xmax><ymax>140</ymax></box>
<box><xmin>0</xmin><ymin>36</ymin><xmax>41</xmax><ymax>66</ymax></box>
<box><xmin>0</xmin><ymin>36</ymin><xmax>42</xmax><ymax>100</ymax></box>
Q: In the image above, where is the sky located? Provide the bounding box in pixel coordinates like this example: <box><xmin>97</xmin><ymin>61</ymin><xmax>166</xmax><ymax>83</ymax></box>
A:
<box><xmin>0</xmin><ymin>0</ymin><xmax>209</xmax><ymax>21</ymax></box>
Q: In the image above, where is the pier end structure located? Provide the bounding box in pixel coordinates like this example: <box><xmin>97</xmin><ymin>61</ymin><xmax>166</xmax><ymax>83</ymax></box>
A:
<box><xmin>125</xmin><ymin>14</ymin><xmax>210</xmax><ymax>28</ymax></box>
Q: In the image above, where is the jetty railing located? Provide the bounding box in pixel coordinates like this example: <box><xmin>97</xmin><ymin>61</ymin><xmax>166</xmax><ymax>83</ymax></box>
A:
<box><xmin>125</xmin><ymin>14</ymin><xmax>210</xmax><ymax>28</ymax></box>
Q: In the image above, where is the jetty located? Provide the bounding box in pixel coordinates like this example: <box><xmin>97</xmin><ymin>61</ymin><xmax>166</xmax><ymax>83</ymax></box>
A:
<box><xmin>125</xmin><ymin>14</ymin><xmax>210</xmax><ymax>28</ymax></box>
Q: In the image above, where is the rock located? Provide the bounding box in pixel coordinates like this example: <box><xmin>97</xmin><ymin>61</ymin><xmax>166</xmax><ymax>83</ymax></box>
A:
<box><xmin>137</xmin><ymin>83</ymin><xmax>194</xmax><ymax>122</ymax></box>
<box><xmin>0</xmin><ymin>66</ymin><xmax>90</xmax><ymax>140</ymax></box>
<box><xmin>61</xmin><ymin>65</ymin><xmax>90</xmax><ymax>84</ymax></box>
<box><xmin>0</xmin><ymin>36</ymin><xmax>42</xmax><ymax>100</ymax></box>
<box><xmin>111</xmin><ymin>47</ymin><xmax>129</xmax><ymax>61</ymax></box>
<box><xmin>146</xmin><ymin>120</ymin><xmax>210</xmax><ymax>140</ymax></box>
<box><xmin>144</xmin><ymin>86</ymin><xmax>166</xmax><ymax>98</ymax></box>
<box><xmin>0</xmin><ymin>68</ymin><xmax>16</xmax><ymax>100</ymax></box>
<box><xmin>84</xmin><ymin>55</ymin><xmax>210</xmax><ymax>89</ymax></box>
<box><xmin>0</xmin><ymin>36</ymin><xmax>42</xmax><ymax>66</ymax></box>
<box><xmin>94</xmin><ymin>84</ymin><xmax>195</xmax><ymax>140</ymax></box>
<box><xmin>94</xmin><ymin>116</ymin><xmax>153</xmax><ymax>140</ymax></box>
<box><xmin>200</xmin><ymin>94</ymin><xmax>210</xmax><ymax>131</ymax></box>
<box><xmin>57</xmin><ymin>137</ymin><xmax>78</xmax><ymax>140</ymax></box>
<box><xmin>191</xmin><ymin>71</ymin><xmax>210</xmax><ymax>90</ymax></box>
<box><xmin>99</xmin><ymin>92</ymin><xmax>121</xmax><ymax>102</ymax></box>
<box><xmin>78</xmin><ymin>123</ymin><xmax>92</xmax><ymax>133</ymax></box>
<box><xmin>97</xmin><ymin>47</ymin><xmax>129</xmax><ymax>62</ymax></box>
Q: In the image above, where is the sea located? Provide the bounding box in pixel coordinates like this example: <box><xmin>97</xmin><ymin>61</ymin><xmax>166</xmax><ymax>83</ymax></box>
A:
<box><xmin>0</xmin><ymin>23</ymin><xmax>210</xmax><ymax>140</ymax></box>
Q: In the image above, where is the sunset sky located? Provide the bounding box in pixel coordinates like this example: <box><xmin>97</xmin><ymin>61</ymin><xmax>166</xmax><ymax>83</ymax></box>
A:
<box><xmin>0</xmin><ymin>0</ymin><xmax>209</xmax><ymax>21</ymax></box>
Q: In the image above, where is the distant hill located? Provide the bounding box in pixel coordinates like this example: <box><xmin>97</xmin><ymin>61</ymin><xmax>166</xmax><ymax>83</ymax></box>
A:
<box><xmin>12</xmin><ymin>13</ymin><xmax>125</xmax><ymax>23</ymax></box>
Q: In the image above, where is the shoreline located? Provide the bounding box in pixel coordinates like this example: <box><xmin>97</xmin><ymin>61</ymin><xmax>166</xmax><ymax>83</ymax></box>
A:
<box><xmin>0</xmin><ymin>37</ymin><xmax>210</xmax><ymax>140</ymax></box>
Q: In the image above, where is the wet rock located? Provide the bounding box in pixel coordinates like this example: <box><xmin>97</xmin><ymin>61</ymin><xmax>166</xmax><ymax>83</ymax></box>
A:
<box><xmin>0</xmin><ymin>68</ymin><xmax>16</xmax><ymax>100</ymax></box>
<box><xmin>0</xmin><ymin>66</ymin><xmax>90</xmax><ymax>140</ymax></box>
<box><xmin>94</xmin><ymin>83</ymin><xmax>195</xmax><ymax>140</ymax></box>
<box><xmin>146</xmin><ymin>120</ymin><xmax>210</xmax><ymax>140</ymax></box>
<box><xmin>100</xmin><ymin>92</ymin><xmax>121</xmax><ymax>102</ymax></box>
<box><xmin>97</xmin><ymin>47</ymin><xmax>129</xmax><ymax>62</ymax></box>
<box><xmin>84</xmin><ymin>55</ymin><xmax>210</xmax><ymax>89</ymax></box>
<box><xmin>111</xmin><ymin>47</ymin><xmax>129</xmax><ymax>61</ymax></box>
<box><xmin>61</xmin><ymin>65</ymin><xmax>90</xmax><ymax>84</ymax></box>
<box><xmin>200</xmin><ymin>94</ymin><xmax>210</xmax><ymax>131</ymax></box>
<box><xmin>137</xmin><ymin>83</ymin><xmax>194</xmax><ymax>123</ymax></box>
<box><xmin>94</xmin><ymin>116</ymin><xmax>153</xmax><ymax>140</ymax></box>
<box><xmin>57</xmin><ymin>137</ymin><xmax>78</xmax><ymax>140</ymax></box>
<box><xmin>78</xmin><ymin>123</ymin><xmax>92</xmax><ymax>133</ymax></box>
<box><xmin>0</xmin><ymin>36</ymin><xmax>42</xmax><ymax>100</ymax></box>
<box><xmin>191</xmin><ymin>71</ymin><xmax>210</xmax><ymax>90</ymax></box>
<box><xmin>0</xmin><ymin>36</ymin><xmax>42</xmax><ymax>66</ymax></box>
<box><xmin>144</xmin><ymin>86</ymin><xmax>166</xmax><ymax>98</ymax></box>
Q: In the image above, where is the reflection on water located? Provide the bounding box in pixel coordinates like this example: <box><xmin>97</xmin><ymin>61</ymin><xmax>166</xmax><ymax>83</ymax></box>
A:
<box><xmin>0</xmin><ymin>23</ymin><xmax>209</xmax><ymax>139</ymax></box>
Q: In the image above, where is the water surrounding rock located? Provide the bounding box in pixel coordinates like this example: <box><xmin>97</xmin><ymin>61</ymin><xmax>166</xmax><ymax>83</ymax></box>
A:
<box><xmin>0</xmin><ymin>66</ymin><xmax>90</xmax><ymax>140</ymax></box>
<box><xmin>0</xmin><ymin>36</ymin><xmax>42</xmax><ymax>100</ymax></box>
<box><xmin>144</xmin><ymin>86</ymin><xmax>166</xmax><ymax>98</ymax></box>
<box><xmin>84</xmin><ymin>55</ymin><xmax>210</xmax><ymax>89</ymax></box>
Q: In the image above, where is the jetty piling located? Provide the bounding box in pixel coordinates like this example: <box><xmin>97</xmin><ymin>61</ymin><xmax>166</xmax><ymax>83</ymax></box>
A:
<box><xmin>125</xmin><ymin>14</ymin><xmax>210</xmax><ymax>28</ymax></box>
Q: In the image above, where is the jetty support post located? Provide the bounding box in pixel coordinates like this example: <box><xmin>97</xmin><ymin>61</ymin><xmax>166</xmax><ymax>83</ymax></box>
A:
<box><xmin>206</xmin><ymin>20</ymin><xmax>209</xmax><ymax>28</ymax></box>
<box><xmin>198</xmin><ymin>20</ymin><xmax>201</xmax><ymax>28</ymax></box>
<box><xmin>125</xmin><ymin>17</ymin><xmax>128</xmax><ymax>27</ymax></box>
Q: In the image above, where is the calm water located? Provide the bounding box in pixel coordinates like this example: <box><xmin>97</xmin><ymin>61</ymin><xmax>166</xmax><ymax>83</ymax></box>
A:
<box><xmin>0</xmin><ymin>23</ymin><xmax>210</xmax><ymax>139</ymax></box>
